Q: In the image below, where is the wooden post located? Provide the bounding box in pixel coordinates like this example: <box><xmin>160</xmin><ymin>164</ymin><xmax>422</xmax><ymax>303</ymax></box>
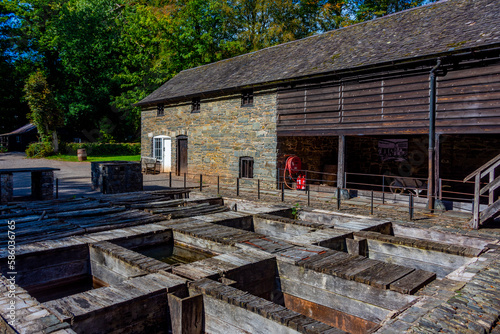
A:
<box><xmin>237</xmin><ymin>178</ymin><xmax>240</xmax><ymax>196</ymax></box>
<box><xmin>217</xmin><ymin>176</ymin><xmax>220</xmax><ymax>195</ymax></box>
<box><xmin>168</xmin><ymin>293</ymin><xmax>203</xmax><ymax>334</ymax></box>
<box><xmin>337</xmin><ymin>135</ymin><xmax>346</xmax><ymax>189</ymax></box>
<box><xmin>199</xmin><ymin>174</ymin><xmax>203</xmax><ymax>192</ymax></box>
<box><xmin>55</xmin><ymin>178</ymin><xmax>59</xmax><ymax>199</ymax></box>
<box><xmin>472</xmin><ymin>173</ymin><xmax>481</xmax><ymax>229</ymax></box>
<box><xmin>184</xmin><ymin>173</ymin><xmax>186</xmax><ymax>189</ymax></box>
<box><xmin>169</xmin><ymin>172</ymin><xmax>172</xmax><ymax>188</ymax></box>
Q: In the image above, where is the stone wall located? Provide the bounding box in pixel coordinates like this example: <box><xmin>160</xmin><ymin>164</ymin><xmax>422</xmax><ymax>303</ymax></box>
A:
<box><xmin>0</xmin><ymin>174</ymin><xmax>13</xmax><ymax>204</ymax></box>
<box><xmin>141</xmin><ymin>89</ymin><xmax>278</xmax><ymax>187</ymax></box>
<box><xmin>31</xmin><ymin>171</ymin><xmax>54</xmax><ymax>201</ymax></box>
<box><xmin>91</xmin><ymin>161</ymin><xmax>143</xmax><ymax>194</ymax></box>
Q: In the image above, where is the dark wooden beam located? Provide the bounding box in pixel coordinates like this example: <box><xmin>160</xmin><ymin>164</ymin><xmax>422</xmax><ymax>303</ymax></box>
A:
<box><xmin>338</xmin><ymin>135</ymin><xmax>346</xmax><ymax>189</ymax></box>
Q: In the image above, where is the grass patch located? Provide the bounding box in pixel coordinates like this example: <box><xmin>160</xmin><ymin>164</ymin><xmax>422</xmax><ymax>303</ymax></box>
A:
<box><xmin>45</xmin><ymin>154</ymin><xmax>141</xmax><ymax>162</ymax></box>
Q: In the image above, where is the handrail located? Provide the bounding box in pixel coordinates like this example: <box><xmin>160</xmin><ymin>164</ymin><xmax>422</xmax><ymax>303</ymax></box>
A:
<box><xmin>464</xmin><ymin>152</ymin><xmax>500</xmax><ymax>229</ymax></box>
<box><xmin>463</xmin><ymin>152</ymin><xmax>500</xmax><ymax>182</ymax></box>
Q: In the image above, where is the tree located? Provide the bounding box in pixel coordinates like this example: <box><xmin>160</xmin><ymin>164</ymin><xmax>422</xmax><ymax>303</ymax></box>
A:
<box><xmin>0</xmin><ymin>1</ymin><xmax>30</xmax><ymax>133</ymax></box>
<box><xmin>24</xmin><ymin>70</ymin><xmax>64</xmax><ymax>152</ymax></box>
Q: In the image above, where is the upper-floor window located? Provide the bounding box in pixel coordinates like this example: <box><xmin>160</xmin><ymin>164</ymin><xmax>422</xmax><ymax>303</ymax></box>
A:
<box><xmin>239</xmin><ymin>156</ymin><xmax>254</xmax><ymax>178</ymax></box>
<box><xmin>241</xmin><ymin>89</ymin><xmax>253</xmax><ymax>107</ymax></box>
<box><xmin>157</xmin><ymin>103</ymin><xmax>164</xmax><ymax>116</ymax></box>
<box><xmin>191</xmin><ymin>98</ymin><xmax>200</xmax><ymax>113</ymax></box>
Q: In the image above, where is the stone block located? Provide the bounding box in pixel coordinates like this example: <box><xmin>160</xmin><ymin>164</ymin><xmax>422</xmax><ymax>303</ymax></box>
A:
<box><xmin>0</xmin><ymin>173</ymin><xmax>13</xmax><ymax>203</ymax></box>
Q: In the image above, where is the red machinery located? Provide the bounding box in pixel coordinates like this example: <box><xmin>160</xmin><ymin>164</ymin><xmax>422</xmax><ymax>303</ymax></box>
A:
<box><xmin>283</xmin><ymin>156</ymin><xmax>306</xmax><ymax>190</ymax></box>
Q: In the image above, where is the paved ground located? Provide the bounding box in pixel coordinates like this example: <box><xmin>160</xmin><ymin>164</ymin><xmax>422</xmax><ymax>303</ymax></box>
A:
<box><xmin>0</xmin><ymin>152</ymin><xmax>177</xmax><ymax>198</ymax></box>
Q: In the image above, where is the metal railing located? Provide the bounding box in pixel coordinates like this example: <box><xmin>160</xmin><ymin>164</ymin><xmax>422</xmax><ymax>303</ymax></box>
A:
<box><xmin>148</xmin><ymin>168</ymin><xmax>482</xmax><ymax>221</ymax></box>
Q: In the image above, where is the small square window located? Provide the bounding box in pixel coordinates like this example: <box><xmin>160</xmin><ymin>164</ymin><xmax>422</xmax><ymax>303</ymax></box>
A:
<box><xmin>192</xmin><ymin>98</ymin><xmax>200</xmax><ymax>113</ymax></box>
<box><xmin>241</xmin><ymin>89</ymin><xmax>253</xmax><ymax>107</ymax></box>
<box><xmin>157</xmin><ymin>103</ymin><xmax>164</xmax><ymax>116</ymax></box>
<box><xmin>239</xmin><ymin>156</ymin><xmax>254</xmax><ymax>178</ymax></box>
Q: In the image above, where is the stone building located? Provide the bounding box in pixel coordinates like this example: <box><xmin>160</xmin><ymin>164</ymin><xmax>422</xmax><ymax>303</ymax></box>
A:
<box><xmin>137</xmin><ymin>0</ymin><xmax>500</xmax><ymax>199</ymax></box>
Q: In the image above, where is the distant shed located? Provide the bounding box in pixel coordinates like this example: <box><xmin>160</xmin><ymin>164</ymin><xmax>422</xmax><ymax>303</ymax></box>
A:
<box><xmin>0</xmin><ymin>124</ymin><xmax>38</xmax><ymax>152</ymax></box>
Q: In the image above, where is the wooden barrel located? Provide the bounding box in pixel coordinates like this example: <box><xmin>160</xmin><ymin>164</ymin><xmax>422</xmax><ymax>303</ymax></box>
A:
<box><xmin>77</xmin><ymin>148</ymin><xmax>87</xmax><ymax>161</ymax></box>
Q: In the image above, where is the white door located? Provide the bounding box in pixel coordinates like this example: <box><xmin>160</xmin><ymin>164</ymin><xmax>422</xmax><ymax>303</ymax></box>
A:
<box><xmin>162</xmin><ymin>137</ymin><xmax>171</xmax><ymax>172</ymax></box>
<box><xmin>153</xmin><ymin>135</ymin><xmax>171</xmax><ymax>173</ymax></box>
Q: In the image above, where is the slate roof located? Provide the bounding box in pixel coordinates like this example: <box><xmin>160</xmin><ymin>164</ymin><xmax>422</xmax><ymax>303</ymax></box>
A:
<box><xmin>0</xmin><ymin>124</ymin><xmax>36</xmax><ymax>137</ymax></box>
<box><xmin>137</xmin><ymin>0</ymin><xmax>500</xmax><ymax>106</ymax></box>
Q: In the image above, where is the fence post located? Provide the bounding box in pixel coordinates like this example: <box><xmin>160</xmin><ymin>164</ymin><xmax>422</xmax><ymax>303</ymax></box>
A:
<box><xmin>258</xmin><ymin>179</ymin><xmax>260</xmax><ymax>200</ymax></box>
<box><xmin>438</xmin><ymin>178</ymin><xmax>442</xmax><ymax>200</ymax></box>
<box><xmin>237</xmin><ymin>178</ymin><xmax>240</xmax><ymax>197</ymax></box>
<box><xmin>382</xmin><ymin>175</ymin><xmax>385</xmax><ymax>204</ymax></box>
<box><xmin>370</xmin><ymin>190</ymin><xmax>374</xmax><ymax>215</ymax></box>
<box><xmin>336</xmin><ymin>188</ymin><xmax>341</xmax><ymax>210</ymax></box>
<box><xmin>409</xmin><ymin>193</ymin><xmax>414</xmax><ymax>220</ymax></box>
<box><xmin>200</xmin><ymin>174</ymin><xmax>203</xmax><ymax>192</ymax></box>
<box><xmin>56</xmin><ymin>178</ymin><xmax>59</xmax><ymax>199</ymax></box>
<box><xmin>217</xmin><ymin>176</ymin><xmax>220</xmax><ymax>195</ymax></box>
<box><xmin>184</xmin><ymin>173</ymin><xmax>186</xmax><ymax>189</ymax></box>
<box><xmin>307</xmin><ymin>185</ymin><xmax>310</xmax><ymax>207</ymax></box>
<box><xmin>276</xmin><ymin>167</ymin><xmax>280</xmax><ymax>189</ymax></box>
<box><xmin>169</xmin><ymin>172</ymin><xmax>172</xmax><ymax>188</ymax></box>
<box><xmin>281</xmin><ymin>182</ymin><xmax>285</xmax><ymax>202</ymax></box>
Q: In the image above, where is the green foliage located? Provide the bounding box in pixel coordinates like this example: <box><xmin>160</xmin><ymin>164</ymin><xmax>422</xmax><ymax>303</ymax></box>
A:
<box><xmin>5</xmin><ymin>0</ymin><xmax>435</xmax><ymax>143</ymax></box>
<box><xmin>291</xmin><ymin>202</ymin><xmax>301</xmax><ymax>219</ymax></box>
<box><xmin>46</xmin><ymin>154</ymin><xmax>140</xmax><ymax>162</ymax></box>
<box><xmin>60</xmin><ymin>142</ymin><xmax>141</xmax><ymax>156</ymax></box>
<box><xmin>25</xmin><ymin>142</ymin><xmax>54</xmax><ymax>158</ymax></box>
<box><xmin>23</xmin><ymin>70</ymin><xmax>64</xmax><ymax>152</ymax></box>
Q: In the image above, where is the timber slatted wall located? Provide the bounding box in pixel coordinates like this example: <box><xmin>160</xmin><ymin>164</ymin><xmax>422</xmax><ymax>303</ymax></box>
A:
<box><xmin>277</xmin><ymin>62</ymin><xmax>500</xmax><ymax>136</ymax></box>
<box><xmin>436</xmin><ymin>64</ymin><xmax>500</xmax><ymax>133</ymax></box>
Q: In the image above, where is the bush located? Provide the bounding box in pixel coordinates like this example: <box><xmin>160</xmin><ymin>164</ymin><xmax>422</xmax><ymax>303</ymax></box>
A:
<box><xmin>0</xmin><ymin>145</ymin><xmax>7</xmax><ymax>153</ymax></box>
<box><xmin>26</xmin><ymin>142</ymin><xmax>54</xmax><ymax>158</ymax></box>
<box><xmin>59</xmin><ymin>142</ymin><xmax>140</xmax><ymax>156</ymax></box>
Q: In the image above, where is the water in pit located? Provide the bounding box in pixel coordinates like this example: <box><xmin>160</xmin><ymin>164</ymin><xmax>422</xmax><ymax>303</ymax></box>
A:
<box><xmin>28</xmin><ymin>275</ymin><xmax>108</xmax><ymax>303</ymax></box>
<box><xmin>134</xmin><ymin>243</ymin><xmax>214</xmax><ymax>265</ymax></box>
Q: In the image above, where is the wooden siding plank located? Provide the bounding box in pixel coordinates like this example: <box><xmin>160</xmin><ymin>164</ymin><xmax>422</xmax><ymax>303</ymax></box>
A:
<box><xmin>439</xmin><ymin>65</ymin><xmax>500</xmax><ymax>81</ymax></box>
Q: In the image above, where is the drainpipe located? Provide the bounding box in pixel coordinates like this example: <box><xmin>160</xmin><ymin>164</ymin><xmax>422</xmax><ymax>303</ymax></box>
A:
<box><xmin>428</xmin><ymin>58</ymin><xmax>441</xmax><ymax>211</ymax></box>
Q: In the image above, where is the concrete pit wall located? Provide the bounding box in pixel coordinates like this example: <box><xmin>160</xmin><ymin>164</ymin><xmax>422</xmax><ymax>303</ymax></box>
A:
<box><xmin>0</xmin><ymin>244</ymin><xmax>92</xmax><ymax>302</ymax></box>
<box><xmin>353</xmin><ymin>231</ymin><xmax>481</xmax><ymax>278</ymax></box>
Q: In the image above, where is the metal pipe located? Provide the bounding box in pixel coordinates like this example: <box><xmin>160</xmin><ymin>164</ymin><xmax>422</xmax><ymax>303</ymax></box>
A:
<box><xmin>237</xmin><ymin>178</ymin><xmax>240</xmax><ymax>196</ymax></box>
<box><xmin>169</xmin><ymin>172</ymin><xmax>172</xmax><ymax>188</ymax></box>
<box><xmin>200</xmin><ymin>174</ymin><xmax>203</xmax><ymax>192</ymax></box>
<box><xmin>428</xmin><ymin>58</ymin><xmax>442</xmax><ymax>211</ymax></box>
